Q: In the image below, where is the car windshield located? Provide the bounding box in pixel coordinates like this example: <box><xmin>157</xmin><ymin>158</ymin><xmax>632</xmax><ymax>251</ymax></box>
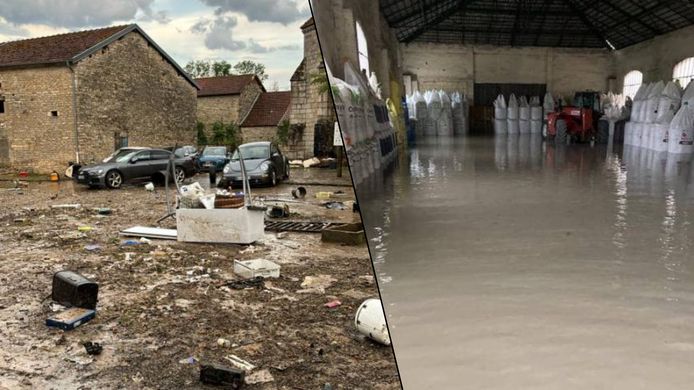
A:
<box><xmin>231</xmin><ymin>145</ymin><xmax>270</xmax><ymax>160</ymax></box>
<box><xmin>115</xmin><ymin>151</ymin><xmax>139</xmax><ymax>163</ymax></box>
<box><xmin>202</xmin><ymin>147</ymin><xmax>226</xmax><ymax>156</ymax></box>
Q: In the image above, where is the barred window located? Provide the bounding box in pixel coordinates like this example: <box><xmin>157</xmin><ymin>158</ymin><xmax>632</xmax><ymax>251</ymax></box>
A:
<box><xmin>673</xmin><ymin>57</ymin><xmax>694</xmax><ymax>88</ymax></box>
<box><xmin>623</xmin><ymin>70</ymin><xmax>642</xmax><ymax>99</ymax></box>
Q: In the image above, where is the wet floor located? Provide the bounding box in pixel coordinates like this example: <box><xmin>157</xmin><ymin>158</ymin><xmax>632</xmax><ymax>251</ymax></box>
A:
<box><xmin>358</xmin><ymin>134</ymin><xmax>694</xmax><ymax>389</ymax></box>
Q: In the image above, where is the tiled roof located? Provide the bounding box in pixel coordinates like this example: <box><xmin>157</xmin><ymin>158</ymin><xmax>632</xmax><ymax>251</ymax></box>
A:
<box><xmin>0</xmin><ymin>24</ymin><xmax>198</xmax><ymax>89</ymax></box>
<box><xmin>241</xmin><ymin>91</ymin><xmax>291</xmax><ymax>127</ymax></box>
<box><xmin>195</xmin><ymin>75</ymin><xmax>265</xmax><ymax>97</ymax></box>
<box><xmin>300</xmin><ymin>17</ymin><xmax>315</xmax><ymax>30</ymax></box>
<box><xmin>290</xmin><ymin>59</ymin><xmax>305</xmax><ymax>82</ymax></box>
<box><xmin>0</xmin><ymin>25</ymin><xmax>129</xmax><ymax>67</ymax></box>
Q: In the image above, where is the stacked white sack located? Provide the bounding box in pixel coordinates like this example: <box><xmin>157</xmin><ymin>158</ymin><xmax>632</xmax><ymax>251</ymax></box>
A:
<box><xmin>529</xmin><ymin>96</ymin><xmax>543</xmax><ymax>134</ymax></box>
<box><xmin>451</xmin><ymin>91</ymin><xmax>466</xmax><ymax>135</ymax></box>
<box><xmin>652</xmin><ymin>81</ymin><xmax>682</xmax><ymax>152</ymax></box>
<box><xmin>507</xmin><ymin>94</ymin><xmax>520</xmax><ymax>134</ymax></box>
<box><xmin>437</xmin><ymin>90</ymin><xmax>454</xmax><ymax>136</ymax></box>
<box><xmin>424</xmin><ymin>91</ymin><xmax>441</xmax><ymax>136</ymax></box>
<box><xmin>519</xmin><ymin>96</ymin><xmax>530</xmax><ymax>134</ymax></box>
<box><xmin>413</xmin><ymin>91</ymin><xmax>427</xmax><ymax>137</ymax></box>
<box><xmin>493</xmin><ymin>94</ymin><xmax>508</xmax><ymax>134</ymax></box>
<box><xmin>668</xmin><ymin>101</ymin><xmax>694</xmax><ymax>155</ymax></box>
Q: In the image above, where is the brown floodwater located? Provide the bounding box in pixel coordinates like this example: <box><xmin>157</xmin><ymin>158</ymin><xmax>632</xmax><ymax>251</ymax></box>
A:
<box><xmin>357</xmin><ymin>134</ymin><xmax>694</xmax><ymax>389</ymax></box>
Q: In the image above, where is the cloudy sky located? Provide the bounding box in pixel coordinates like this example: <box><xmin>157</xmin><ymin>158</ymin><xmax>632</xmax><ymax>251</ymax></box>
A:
<box><xmin>0</xmin><ymin>0</ymin><xmax>312</xmax><ymax>89</ymax></box>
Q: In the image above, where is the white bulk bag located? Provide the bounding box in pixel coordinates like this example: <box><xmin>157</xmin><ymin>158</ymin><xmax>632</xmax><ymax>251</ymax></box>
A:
<box><xmin>654</xmin><ymin>123</ymin><xmax>670</xmax><ymax>152</ymax></box>
<box><xmin>494</xmin><ymin>94</ymin><xmax>507</xmax><ymax>120</ymax></box>
<box><xmin>656</xmin><ymin>81</ymin><xmax>682</xmax><ymax>124</ymax></box>
<box><xmin>543</xmin><ymin>92</ymin><xmax>555</xmax><ymax>118</ymax></box>
<box><xmin>637</xmin><ymin>83</ymin><xmax>653</xmax><ymax>122</ymax></box>
<box><xmin>507</xmin><ymin>119</ymin><xmax>520</xmax><ymax>134</ymax></box>
<box><xmin>681</xmin><ymin>81</ymin><xmax>694</xmax><ymax>107</ymax></box>
<box><xmin>425</xmin><ymin>91</ymin><xmax>441</xmax><ymax>136</ymax></box>
<box><xmin>530</xmin><ymin>120</ymin><xmax>542</xmax><ymax>134</ymax></box>
<box><xmin>645</xmin><ymin>81</ymin><xmax>665</xmax><ymax>123</ymax></box>
<box><xmin>494</xmin><ymin>118</ymin><xmax>508</xmax><ymax>134</ymax></box>
<box><xmin>668</xmin><ymin>104</ymin><xmax>694</xmax><ymax>154</ymax></box>
<box><xmin>507</xmin><ymin>94</ymin><xmax>519</xmax><ymax>120</ymax></box>
<box><xmin>414</xmin><ymin>91</ymin><xmax>428</xmax><ymax>122</ymax></box>
<box><xmin>519</xmin><ymin>119</ymin><xmax>531</xmax><ymax>134</ymax></box>
<box><xmin>530</xmin><ymin>96</ymin><xmax>543</xmax><ymax>121</ymax></box>
<box><xmin>437</xmin><ymin>91</ymin><xmax>453</xmax><ymax>136</ymax></box>
<box><xmin>519</xmin><ymin>96</ymin><xmax>530</xmax><ymax>121</ymax></box>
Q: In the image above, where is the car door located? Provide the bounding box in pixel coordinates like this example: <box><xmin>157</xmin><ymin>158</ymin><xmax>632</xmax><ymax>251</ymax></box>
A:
<box><xmin>149</xmin><ymin>150</ymin><xmax>172</xmax><ymax>174</ymax></box>
<box><xmin>123</xmin><ymin>150</ymin><xmax>151</xmax><ymax>180</ymax></box>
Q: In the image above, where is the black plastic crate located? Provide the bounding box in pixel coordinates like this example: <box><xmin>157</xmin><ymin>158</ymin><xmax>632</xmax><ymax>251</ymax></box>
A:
<box><xmin>52</xmin><ymin>271</ymin><xmax>99</xmax><ymax>310</ymax></box>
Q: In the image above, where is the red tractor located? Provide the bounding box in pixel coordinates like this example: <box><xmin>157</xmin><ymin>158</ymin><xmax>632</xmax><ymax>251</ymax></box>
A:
<box><xmin>544</xmin><ymin>91</ymin><xmax>609</xmax><ymax>143</ymax></box>
<box><xmin>545</xmin><ymin>106</ymin><xmax>595</xmax><ymax>143</ymax></box>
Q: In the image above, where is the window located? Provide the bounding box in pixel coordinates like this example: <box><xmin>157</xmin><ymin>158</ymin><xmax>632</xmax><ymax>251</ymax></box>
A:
<box><xmin>673</xmin><ymin>57</ymin><xmax>694</xmax><ymax>88</ymax></box>
<box><xmin>115</xmin><ymin>134</ymin><xmax>128</xmax><ymax>149</ymax></box>
<box><xmin>50</xmin><ymin>110</ymin><xmax>58</xmax><ymax>117</ymax></box>
<box><xmin>623</xmin><ymin>70</ymin><xmax>643</xmax><ymax>99</ymax></box>
<box><xmin>0</xmin><ymin>99</ymin><xmax>4</xmax><ymax>114</ymax></box>
<box><xmin>151</xmin><ymin>150</ymin><xmax>171</xmax><ymax>160</ymax></box>
<box><xmin>356</xmin><ymin>21</ymin><xmax>369</xmax><ymax>76</ymax></box>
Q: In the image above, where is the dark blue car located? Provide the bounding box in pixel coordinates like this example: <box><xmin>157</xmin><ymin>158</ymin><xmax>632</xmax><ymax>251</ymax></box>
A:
<box><xmin>197</xmin><ymin>146</ymin><xmax>229</xmax><ymax>172</ymax></box>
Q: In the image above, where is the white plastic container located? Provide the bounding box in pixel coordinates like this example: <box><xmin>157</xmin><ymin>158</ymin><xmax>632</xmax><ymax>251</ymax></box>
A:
<box><xmin>354</xmin><ymin>298</ymin><xmax>390</xmax><ymax>345</ymax></box>
<box><xmin>234</xmin><ymin>259</ymin><xmax>280</xmax><ymax>279</ymax></box>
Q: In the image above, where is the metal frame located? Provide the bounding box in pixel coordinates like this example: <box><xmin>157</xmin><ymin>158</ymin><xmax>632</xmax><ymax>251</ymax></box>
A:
<box><xmin>380</xmin><ymin>0</ymin><xmax>694</xmax><ymax>49</ymax></box>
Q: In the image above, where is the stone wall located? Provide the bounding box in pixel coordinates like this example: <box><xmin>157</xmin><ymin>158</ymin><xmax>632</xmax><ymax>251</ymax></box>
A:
<box><xmin>0</xmin><ymin>65</ymin><xmax>76</xmax><ymax>172</ymax></box>
<box><xmin>288</xmin><ymin>22</ymin><xmax>336</xmax><ymax>160</ymax></box>
<box><xmin>242</xmin><ymin>126</ymin><xmax>278</xmax><ymax>144</ymax></box>
<box><xmin>239</xmin><ymin>82</ymin><xmax>264</xmax><ymax>123</ymax></box>
<box><xmin>197</xmin><ymin>95</ymin><xmax>239</xmax><ymax>126</ymax></box>
<box><xmin>401</xmin><ymin>42</ymin><xmax>614</xmax><ymax>104</ymax></box>
<box><xmin>74</xmin><ymin>32</ymin><xmax>197</xmax><ymax>164</ymax></box>
<box><xmin>614</xmin><ymin>24</ymin><xmax>694</xmax><ymax>90</ymax></box>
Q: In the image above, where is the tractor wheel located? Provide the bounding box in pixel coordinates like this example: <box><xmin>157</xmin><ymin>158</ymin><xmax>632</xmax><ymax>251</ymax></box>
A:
<box><xmin>541</xmin><ymin>123</ymin><xmax>548</xmax><ymax>140</ymax></box>
<box><xmin>595</xmin><ymin>126</ymin><xmax>609</xmax><ymax>144</ymax></box>
<box><xmin>555</xmin><ymin>119</ymin><xmax>568</xmax><ymax>144</ymax></box>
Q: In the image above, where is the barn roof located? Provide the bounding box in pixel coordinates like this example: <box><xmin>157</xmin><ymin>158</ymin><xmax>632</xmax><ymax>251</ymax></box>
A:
<box><xmin>241</xmin><ymin>91</ymin><xmax>291</xmax><ymax>127</ymax></box>
<box><xmin>380</xmin><ymin>0</ymin><xmax>694</xmax><ymax>49</ymax></box>
<box><xmin>195</xmin><ymin>75</ymin><xmax>266</xmax><ymax>97</ymax></box>
<box><xmin>0</xmin><ymin>24</ymin><xmax>198</xmax><ymax>88</ymax></box>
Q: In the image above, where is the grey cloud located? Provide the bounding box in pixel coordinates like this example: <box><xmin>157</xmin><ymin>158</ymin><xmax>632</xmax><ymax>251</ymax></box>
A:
<box><xmin>0</xmin><ymin>0</ymin><xmax>169</xmax><ymax>27</ymax></box>
<box><xmin>199</xmin><ymin>0</ymin><xmax>309</xmax><ymax>25</ymax></box>
<box><xmin>191</xmin><ymin>15</ymin><xmax>246</xmax><ymax>51</ymax></box>
<box><xmin>247</xmin><ymin>39</ymin><xmax>299</xmax><ymax>54</ymax></box>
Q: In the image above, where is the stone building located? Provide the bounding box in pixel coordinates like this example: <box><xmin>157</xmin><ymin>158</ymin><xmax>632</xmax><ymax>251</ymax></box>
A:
<box><xmin>195</xmin><ymin>75</ymin><xmax>265</xmax><ymax>126</ymax></box>
<box><xmin>0</xmin><ymin>24</ymin><xmax>198</xmax><ymax>173</ymax></box>
<box><xmin>240</xmin><ymin>91</ymin><xmax>291</xmax><ymax>144</ymax></box>
<box><xmin>285</xmin><ymin>18</ymin><xmax>336</xmax><ymax>159</ymax></box>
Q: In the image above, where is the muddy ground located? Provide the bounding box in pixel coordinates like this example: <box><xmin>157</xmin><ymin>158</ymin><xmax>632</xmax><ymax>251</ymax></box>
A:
<box><xmin>0</xmin><ymin>168</ymin><xmax>400</xmax><ymax>389</ymax></box>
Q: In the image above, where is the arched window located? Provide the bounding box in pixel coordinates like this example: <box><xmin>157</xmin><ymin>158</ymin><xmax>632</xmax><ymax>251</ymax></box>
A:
<box><xmin>623</xmin><ymin>70</ymin><xmax>643</xmax><ymax>99</ymax></box>
<box><xmin>356</xmin><ymin>21</ymin><xmax>369</xmax><ymax>76</ymax></box>
<box><xmin>673</xmin><ymin>57</ymin><xmax>694</xmax><ymax>88</ymax></box>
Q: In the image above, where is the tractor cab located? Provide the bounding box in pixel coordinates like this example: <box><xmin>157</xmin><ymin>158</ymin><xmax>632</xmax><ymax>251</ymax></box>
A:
<box><xmin>545</xmin><ymin>91</ymin><xmax>607</xmax><ymax>143</ymax></box>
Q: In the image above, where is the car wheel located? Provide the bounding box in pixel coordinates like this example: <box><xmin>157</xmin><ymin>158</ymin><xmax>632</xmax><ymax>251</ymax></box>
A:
<box><xmin>174</xmin><ymin>167</ymin><xmax>185</xmax><ymax>183</ymax></box>
<box><xmin>271</xmin><ymin>170</ymin><xmax>277</xmax><ymax>186</ymax></box>
<box><xmin>105</xmin><ymin>170</ymin><xmax>122</xmax><ymax>189</ymax></box>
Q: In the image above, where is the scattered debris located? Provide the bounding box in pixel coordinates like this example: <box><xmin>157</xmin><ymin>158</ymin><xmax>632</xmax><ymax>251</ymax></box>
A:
<box><xmin>299</xmin><ymin>275</ymin><xmax>336</xmax><ymax>294</ymax></box>
<box><xmin>264</xmin><ymin>220</ymin><xmax>344</xmax><ymax>233</ymax></box>
<box><xmin>52</xmin><ymin>270</ymin><xmax>99</xmax><ymax>310</ymax></box>
<box><xmin>245</xmin><ymin>368</ymin><xmax>274</xmax><ymax>384</ymax></box>
<box><xmin>179</xmin><ymin>356</ymin><xmax>198</xmax><ymax>364</ymax></box>
<box><xmin>276</xmin><ymin>231</ymin><xmax>288</xmax><ymax>239</ymax></box>
<box><xmin>95</xmin><ymin>207</ymin><xmax>112</xmax><ymax>215</ymax></box>
<box><xmin>46</xmin><ymin>308</ymin><xmax>96</xmax><ymax>331</ymax></box>
<box><xmin>223</xmin><ymin>276</ymin><xmax>265</xmax><ymax>290</ymax></box>
<box><xmin>315</xmin><ymin>191</ymin><xmax>332</xmax><ymax>199</ymax></box>
<box><xmin>77</xmin><ymin>226</ymin><xmax>92</xmax><ymax>232</ymax></box>
<box><xmin>83</xmin><ymin>341</ymin><xmax>103</xmax><ymax>355</ymax></box>
<box><xmin>234</xmin><ymin>259</ymin><xmax>280</xmax><ymax>279</ymax></box>
<box><xmin>324</xmin><ymin>201</ymin><xmax>347</xmax><ymax>210</ymax></box>
<box><xmin>321</xmin><ymin>223</ymin><xmax>366</xmax><ymax>245</ymax></box>
<box><xmin>84</xmin><ymin>244</ymin><xmax>101</xmax><ymax>251</ymax></box>
<box><xmin>291</xmin><ymin>186</ymin><xmax>307</xmax><ymax>199</ymax></box>
<box><xmin>302</xmin><ymin>157</ymin><xmax>321</xmax><ymax>168</ymax></box>
<box><xmin>217</xmin><ymin>338</ymin><xmax>232</xmax><ymax>347</ymax></box>
<box><xmin>144</xmin><ymin>182</ymin><xmax>155</xmax><ymax>191</ymax></box>
<box><xmin>266</xmin><ymin>204</ymin><xmax>289</xmax><ymax>218</ymax></box>
<box><xmin>121</xmin><ymin>239</ymin><xmax>141</xmax><ymax>246</ymax></box>
<box><xmin>51</xmin><ymin>204</ymin><xmax>81</xmax><ymax>209</ymax></box>
<box><xmin>120</xmin><ymin>226</ymin><xmax>177</xmax><ymax>240</ymax></box>
<box><xmin>200</xmin><ymin>363</ymin><xmax>245</xmax><ymax>388</ymax></box>
<box><xmin>324</xmin><ymin>300</ymin><xmax>342</xmax><ymax>308</ymax></box>
<box><xmin>355</xmin><ymin>299</ymin><xmax>391</xmax><ymax>346</ymax></box>
<box><xmin>224</xmin><ymin>355</ymin><xmax>256</xmax><ymax>372</ymax></box>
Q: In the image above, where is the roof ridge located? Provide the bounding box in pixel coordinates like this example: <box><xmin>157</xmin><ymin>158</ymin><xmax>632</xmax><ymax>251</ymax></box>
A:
<box><xmin>0</xmin><ymin>24</ymin><xmax>132</xmax><ymax>46</ymax></box>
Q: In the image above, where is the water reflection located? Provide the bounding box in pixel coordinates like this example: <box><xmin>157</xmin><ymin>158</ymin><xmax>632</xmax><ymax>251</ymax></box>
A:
<box><xmin>356</xmin><ymin>134</ymin><xmax>694</xmax><ymax>389</ymax></box>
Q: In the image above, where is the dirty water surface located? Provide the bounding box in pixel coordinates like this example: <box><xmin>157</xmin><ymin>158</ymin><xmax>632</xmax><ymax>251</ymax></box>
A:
<box><xmin>0</xmin><ymin>169</ymin><xmax>400</xmax><ymax>389</ymax></box>
<box><xmin>359</xmin><ymin>135</ymin><xmax>694</xmax><ymax>390</ymax></box>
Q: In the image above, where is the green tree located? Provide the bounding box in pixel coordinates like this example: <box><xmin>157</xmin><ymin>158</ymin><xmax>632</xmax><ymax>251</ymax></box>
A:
<box><xmin>210</xmin><ymin>121</ymin><xmax>225</xmax><ymax>145</ymax></box>
<box><xmin>276</xmin><ymin>119</ymin><xmax>290</xmax><ymax>146</ymax></box>
<box><xmin>223</xmin><ymin>122</ymin><xmax>242</xmax><ymax>150</ymax></box>
<box><xmin>233</xmin><ymin>60</ymin><xmax>268</xmax><ymax>81</ymax></box>
<box><xmin>212</xmin><ymin>60</ymin><xmax>232</xmax><ymax>76</ymax></box>
<box><xmin>184</xmin><ymin>60</ymin><xmax>211</xmax><ymax>78</ymax></box>
<box><xmin>195</xmin><ymin>121</ymin><xmax>208</xmax><ymax>146</ymax></box>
